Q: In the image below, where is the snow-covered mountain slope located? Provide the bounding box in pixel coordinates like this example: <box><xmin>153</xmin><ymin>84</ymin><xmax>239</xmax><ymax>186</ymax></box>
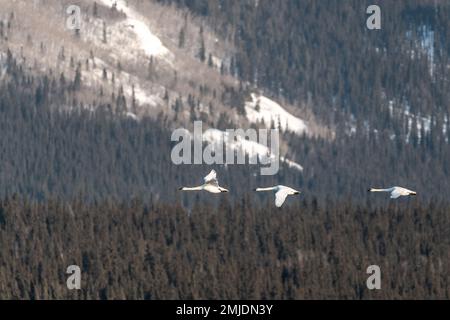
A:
<box><xmin>0</xmin><ymin>0</ymin><xmax>322</xmax><ymax>175</ymax></box>
<box><xmin>0</xmin><ymin>0</ymin><xmax>319</xmax><ymax>134</ymax></box>
<box><xmin>245</xmin><ymin>93</ymin><xmax>308</xmax><ymax>135</ymax></box>
<box><xmin>0</xmin><ymin>0</ymin><xmax>237</xmax><ymax>119</ymax></box>
<box><xmin>97</xmin><ymin>0</ymin><xmax>172</xmax><ymax>61</ymax></box>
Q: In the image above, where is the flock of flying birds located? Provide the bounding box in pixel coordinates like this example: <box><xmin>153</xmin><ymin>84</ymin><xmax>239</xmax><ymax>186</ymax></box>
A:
<box><xmin>179</xmin><ymin>170</ymin><xmax>417</xmax><ymax>208</ymax></box>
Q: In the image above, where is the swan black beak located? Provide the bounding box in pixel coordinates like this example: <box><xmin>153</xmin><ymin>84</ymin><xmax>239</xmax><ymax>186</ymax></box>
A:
<box><xmin>411</xmin><ymin>192</ymin><xmax>417</xmax><ymax>196</ymax></box>
<box><xmin>295</xmin><ymin>191</ymin><xmax>300</xmax><ymax>195</ymax></box>
<box><xmin>178</xmin><ymin>187</ymin><xmax>183</xmax><ymax>191</ymax></box>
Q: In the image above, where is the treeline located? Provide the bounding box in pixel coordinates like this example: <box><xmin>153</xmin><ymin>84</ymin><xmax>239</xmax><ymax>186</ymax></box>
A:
<box><xmin>0</xmin><ymin>196</ymin><xmax>448</xmax><ymax>299</ymax></box>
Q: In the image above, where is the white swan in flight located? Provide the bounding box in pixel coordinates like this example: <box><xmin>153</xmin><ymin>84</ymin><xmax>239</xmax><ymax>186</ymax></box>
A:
<box><xmin>179</xmin><ymin>170</ymin><xmax>229</xmax><ymax>193</ymax></box>
<box><xmin>368</xmin><ymin>186</ymin><xmax>417</xmax><ymax>199</ymax></box>
<box><xmin>255</xmin><ymin>185</ymin><xmax>301</xmax><ymax>207</ymax></box>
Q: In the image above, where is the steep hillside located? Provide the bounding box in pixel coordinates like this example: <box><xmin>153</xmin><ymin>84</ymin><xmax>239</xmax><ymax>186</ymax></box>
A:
<box><xmin>1</xmin><ymin>1</ymin><xmax>450</xmax><ymax>204</ymax></box>
<box><xmin>0</xmin><ymin>0</ymin><xmax>324</xmax><ymax>164</ymax></box>
<box><xmin>157</xmin><ymin>0</ymin><xmax>450</xmax><ymax>142</ymax></box>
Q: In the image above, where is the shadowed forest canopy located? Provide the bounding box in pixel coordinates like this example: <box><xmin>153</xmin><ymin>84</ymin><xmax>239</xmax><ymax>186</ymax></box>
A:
<box><xmin>0</xmin><ymin>197</ymin><xmax>449</xmax><ymax>299</ymax></box>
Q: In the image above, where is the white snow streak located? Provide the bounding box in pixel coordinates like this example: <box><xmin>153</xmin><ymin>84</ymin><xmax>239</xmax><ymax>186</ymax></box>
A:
<box><xmin>203</xmin><ymin>128</ymin><xmax>303</xmax><ymax>171</ymax></box>
<box><xmin>97</xmin><ymin>0</ymin><xmax>172</xmax><ymax>60</ymax></box>
<box><xmin>245</xmin><ymin>94</ymin><xmax>307</xmax><ymax>135</ymax></box>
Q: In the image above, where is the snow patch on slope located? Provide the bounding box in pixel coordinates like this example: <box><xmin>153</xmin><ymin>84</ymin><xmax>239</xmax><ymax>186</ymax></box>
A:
<box><xmin>128</xmin><ymin>85</ymin><xmax>163</xmax><ymax>108</ymax></box>
<box><xmin>97</xmin><ymin>0</ymin><xmax>172</xmax><ymax>61</ymax></box>
<box><xmin>282</xmin><ymin>158</ymin><xmax>304</xmax><ymax>171</ymax></box>
<box><xmin>202</xmin><ymin>128</ymin><xmax>303</xmax><ymax>171</ymax></box>
<box><xmin>85</xmin><ymin>57</ymin><xmax>163</xmax><ymax>111</ymax></box>
<box><xmin>406</xmin><ymin>26</ymin><xmax>435</xmax><ymax>76</ymax></box>
<box><xmin>0</xmin><ymin>51</ymin><xmax>7</xmax><ymax>80</ymax></box>
<box><xmin>245</xmin><ymin>94</ymin><xmax>307</xmax><ymax>135</ymax></box>
<box><xmin>126</xmin><ymin>112</ymin><xmax>138</xmax><ymax>120</ymax></box>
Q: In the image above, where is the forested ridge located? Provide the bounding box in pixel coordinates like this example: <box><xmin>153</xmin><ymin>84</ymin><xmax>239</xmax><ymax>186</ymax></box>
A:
<box><xmin>158</xmin><ymin>0</ymin><xmax>450</xmax><ymax>126</ymax></box>
<box><xmin>1</xmin><ymin>50</ymin><xmax>450</xmax><ymax>204</ymax></box>
<box><xmin>1</xmin><ymin>0</ymin><xmax>450</xmax><ymax>299</ymax></box>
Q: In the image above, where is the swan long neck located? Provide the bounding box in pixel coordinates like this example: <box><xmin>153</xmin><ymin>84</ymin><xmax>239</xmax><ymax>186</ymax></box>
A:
<box><xmin>370</xmin><ymin>188</ymin><xmax>393</xmax><ymax>192</ymax></box>
<box><xmin>181</xmin><ymin>186</ymin><xmax>204</xmax><ymax>191</ymax></box>
<box><xmin>256</xmin><ymin>187</ymin><xmax>277</xmax><ymax>192</ymax></box>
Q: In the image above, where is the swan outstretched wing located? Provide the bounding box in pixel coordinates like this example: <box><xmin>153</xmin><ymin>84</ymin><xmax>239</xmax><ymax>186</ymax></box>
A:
<box><xmin>275</xmin><ymin>189</ymin><xmax>289</xmax><ymax>207</ymax></box>
<box><xmin>204</xmin><ymin>170</ymin><xmax>219</xmax><ymax>187</ymax></box>
<box><xmin>390</xmin><ymin>188</ymin><xmax>402</xmax><ymax>199</ymax></box>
